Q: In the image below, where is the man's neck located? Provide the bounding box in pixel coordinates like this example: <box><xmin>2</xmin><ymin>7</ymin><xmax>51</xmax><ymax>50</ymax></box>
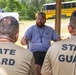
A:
<box><xmin>0</xmin><ymin>38</ymin><xmax>12</xmax><ymax>42</ymax></box>
<box><xmin>0</xmin><ymin>35</ymin><xmax>14</xmax><ymax>42</ymax></box>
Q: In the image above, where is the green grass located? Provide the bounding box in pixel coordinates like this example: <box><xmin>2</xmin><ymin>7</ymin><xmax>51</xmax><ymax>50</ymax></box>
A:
<box><xmin>15</xmin><ymin>18</ymin><xmax>70</xmax><ymax>47</ymax></box>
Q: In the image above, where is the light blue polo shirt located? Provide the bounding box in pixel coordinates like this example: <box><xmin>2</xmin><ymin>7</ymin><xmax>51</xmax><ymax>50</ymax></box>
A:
<box><xmin>23</xmin><ymin>25</ymin><xmax>59</xmax><ymax>52</ymax></box>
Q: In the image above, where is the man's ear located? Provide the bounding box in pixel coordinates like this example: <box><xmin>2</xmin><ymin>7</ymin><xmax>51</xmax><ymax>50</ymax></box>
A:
<box><xmin>13</xmin><ymin>33</ymin><xmax>19</xmax><ymax>43</ymax></box>
<box><xmin>15</xmin><ymin>33</ymin><xmax>19</xmax><ymax>39</ymax></box>
<box><xmin>68</xmin><ymin>25</ymin><xmax>72</xmax><ymax>33</ymax></box>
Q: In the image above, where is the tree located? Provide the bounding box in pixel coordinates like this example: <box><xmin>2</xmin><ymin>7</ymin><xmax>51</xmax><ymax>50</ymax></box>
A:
<box><xmin>5</xmin><ymin>0</ymin><xmax>21</xmax><ymax>12</ymax></box>
<box><xmin>19</xmin><ymin>0</ymin><xmax>46</xmax><ymax>19</ymax></box>
<box><xmin>0</xmin><ymin>0</ymin><xmax>7</xmax><ymax>10</ymax></box>
<box><xmin>45</xmin><ymin>0</ymin><xmax>56</xmax><ymax>3</ymax></box>
<box><xmin>0</xmin><ymin>0</ymin><xmax>75</xmax><ymax>20</ymax></box>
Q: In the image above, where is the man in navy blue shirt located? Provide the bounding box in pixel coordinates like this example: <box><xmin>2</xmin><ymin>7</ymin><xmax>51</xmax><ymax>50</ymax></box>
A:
<box><xmin>21</xmin><ymin>12</ymin><xmax>61</xmax><ymax>75</ymax></box>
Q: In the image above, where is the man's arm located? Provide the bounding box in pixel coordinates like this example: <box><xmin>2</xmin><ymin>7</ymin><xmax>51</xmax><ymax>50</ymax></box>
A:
<box><xmin>56</xmin><ymin>37</ymin><xmax>62</xmax><ymax>41</ymax></box>
<box><xmin>41</xmin><ymin>73</ymin><xmax>48</xmax><ymax>75</ymax></box>
<box><xmin>21</xmin><ymin>37</ymin><xmax>28</xmax><ymax>45</ymax></box>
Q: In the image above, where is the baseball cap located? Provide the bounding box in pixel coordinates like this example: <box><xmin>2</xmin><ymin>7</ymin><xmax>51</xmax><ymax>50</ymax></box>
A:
<box><xmin>37</xmin><ymin>12</ymin><xmax>46</xmax><ymax>19</ymax></box>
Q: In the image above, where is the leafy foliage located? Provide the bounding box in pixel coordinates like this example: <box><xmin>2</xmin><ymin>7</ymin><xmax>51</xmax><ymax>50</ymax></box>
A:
<box><xmin>0</xmin><ymin>0</ymin><xmax>75</xmax><ymax>20</ymax></box>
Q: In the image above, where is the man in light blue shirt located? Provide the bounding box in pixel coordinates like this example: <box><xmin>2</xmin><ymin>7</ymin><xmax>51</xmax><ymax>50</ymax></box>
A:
<box><xmin>21</xmin><ymin>12</ymin><xmax>61</xmax><ymax>75</ymax></box>
<box><xmin>24</xmin><ymin>24</ymin><xmax>59</xmax><ymax>52</ymax></box>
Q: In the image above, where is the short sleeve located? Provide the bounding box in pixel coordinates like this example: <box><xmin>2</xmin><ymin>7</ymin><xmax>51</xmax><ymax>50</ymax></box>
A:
<box><xmin>52</xmin><ymin>29</ymin><xmax>59</xmax><ymax>41</ymax></box>
<box><xmin>23</xmin><ymin>27</ymin><xmax>32</xmax><ymax>40</ymax></box>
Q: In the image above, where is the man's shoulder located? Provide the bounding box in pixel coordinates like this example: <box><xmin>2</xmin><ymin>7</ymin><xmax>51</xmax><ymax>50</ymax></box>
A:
<box><xmin>45</xmin><ymin>25</ymin><xmax>54</xmax><ymax>30</ymax></box>
<box><xmin>51</xmin><ymin>38</ymin><xmax>72</xmax><ymax>48</ymax></box>
<box><xmin>52</xmin><ymin>40</ymin><xmax>62</xmax><ymax>46</ymax></box>
<box><xmin>27</xmin><ymin>24</ymin><xmax>36</xmax><ymax>30</ymax></box>
<box><xmin>15</xmin><ymin>45</ymin><xmax>33</xmax><ymax>59</ymax></box>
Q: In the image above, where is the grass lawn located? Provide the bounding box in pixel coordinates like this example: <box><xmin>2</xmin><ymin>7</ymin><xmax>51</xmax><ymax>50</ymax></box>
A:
<box><xmin>15</xmin><ymin>17</ymin><xmax>71</xmax><ymax>48</ymax></box>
